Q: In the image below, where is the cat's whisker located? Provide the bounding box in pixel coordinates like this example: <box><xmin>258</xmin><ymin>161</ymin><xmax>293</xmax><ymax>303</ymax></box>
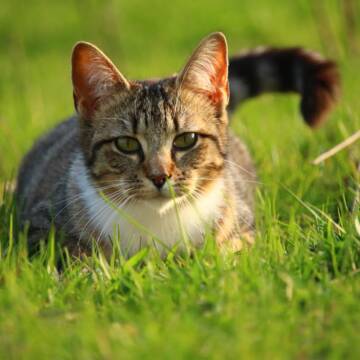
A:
<box><xmin>91</xmin><ymin>192</ymin><xmax>138</xmax><ymax>248</ymax></box>
<box><xmin>53</xmin><ymin>181</ymin><xmax>133</xmax><ymax>208</ymax></box>
<box><xmin>65</xmin><ymin>185</ymin><xmax>137</xmax><ymax>238</ymax></box>
<box><xmin>223</xmin><ymin>159</ymin><xmax>260</xmax><ymax>180</ymax></box>
<box><xmin>95</xmin><ymin>193</ymin><xmax>137</xmax><ymax>247</ymax></box>
<box><xmin>79</xmin><ymin>188</ymin><xmax>137</xmax><ymax>244</ymax></box>
<box><xmin>53</xmin><ymin>182</ymin><xmax>137</xmax><ymax>219</ymax></box>
<box><xmin>195</xmin><ymin>175</ymin><xmax>261</xmax><ymax>186</ymax></box>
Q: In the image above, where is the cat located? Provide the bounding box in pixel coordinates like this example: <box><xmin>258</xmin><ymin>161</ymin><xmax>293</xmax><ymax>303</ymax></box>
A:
<box><xmin>15</xmin><ymin>32</ymin><xmax>339</xmax><ymax>258</ymax></box>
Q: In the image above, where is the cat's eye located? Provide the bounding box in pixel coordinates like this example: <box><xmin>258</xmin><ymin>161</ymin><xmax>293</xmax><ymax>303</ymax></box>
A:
<box><xmin>173</xmin><ymin>132</ymin><xmax>198</xmax><ymax>151</ymax></box>
<box><xmin>115</xmin><ymin>136</ymin><xmax>141</xmax><ymax>154</ymax></box>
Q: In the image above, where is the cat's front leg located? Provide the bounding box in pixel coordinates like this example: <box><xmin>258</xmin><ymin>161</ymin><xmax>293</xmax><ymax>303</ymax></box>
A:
<box><xmin>215</xmin><ymin>230</ymin><xmax>254</xmax><ymax>253</ymax></box>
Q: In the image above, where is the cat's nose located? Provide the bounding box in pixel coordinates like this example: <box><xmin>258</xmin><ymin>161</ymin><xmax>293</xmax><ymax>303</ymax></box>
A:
<box><xmin>150</xmin><ymin>174</ymin><xmax>168</xmax><ymax>190</ymax></box>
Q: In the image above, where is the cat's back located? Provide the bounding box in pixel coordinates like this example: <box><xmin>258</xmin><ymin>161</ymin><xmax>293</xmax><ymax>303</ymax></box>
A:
<box><xmin>16</xmin><ymin>117</ymin><xmax>80</xmax><ymax>218</ymax></box>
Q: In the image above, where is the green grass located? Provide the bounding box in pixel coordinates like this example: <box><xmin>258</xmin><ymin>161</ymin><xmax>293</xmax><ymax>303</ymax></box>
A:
<box><xmin>1</xmin><ymin>0</ymin><xmax>360</xmax><ymax>358</ymax></box>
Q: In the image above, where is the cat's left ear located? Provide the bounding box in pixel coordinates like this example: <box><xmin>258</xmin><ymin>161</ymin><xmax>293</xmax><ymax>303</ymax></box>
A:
<box><xmin>72</xmin><ymin>42</ymin><xmax>130</xmax><ymax>119</ymax></box>
<box><xmin>177</xmin><ymin>32</ymin><xmax>229</xmax><ymax>106</ymax></box>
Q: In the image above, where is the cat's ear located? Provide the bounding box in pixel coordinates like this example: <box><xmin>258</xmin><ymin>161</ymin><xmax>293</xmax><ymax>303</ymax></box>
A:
<box><xmin>177</xmin><ymin>32</ymin><xmax>229</xmax><ymax>106</ymax></box>
<box><xmin>72</xmin><ymin>42</ymin><xmax>130</xmax><ymax>119</ymax></box>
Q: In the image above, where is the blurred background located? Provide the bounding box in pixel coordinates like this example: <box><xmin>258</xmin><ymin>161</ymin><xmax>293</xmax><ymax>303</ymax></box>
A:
<box><xmin>0</xmin><ymin>0</ymin><xmax>359</xmax><ymax>181</ymax></box>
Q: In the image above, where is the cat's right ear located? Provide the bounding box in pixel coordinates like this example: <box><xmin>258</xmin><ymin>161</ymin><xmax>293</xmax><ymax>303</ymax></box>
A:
<box><xmin>72</xmin><ymin>42</ymin><xmax>130</xmax><ymax>119</ymax></box>
<box><xmin>177</xmin><ymin>32</ymin><xmax>229</xmax><ymax>107</ymax></box>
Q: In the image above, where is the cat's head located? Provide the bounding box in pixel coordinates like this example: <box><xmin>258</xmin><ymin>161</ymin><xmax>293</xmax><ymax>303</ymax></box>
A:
<box><xmin>72</xmin><ymin>33</ymin><xmax>229</xmax><ymax>207</ymax></box>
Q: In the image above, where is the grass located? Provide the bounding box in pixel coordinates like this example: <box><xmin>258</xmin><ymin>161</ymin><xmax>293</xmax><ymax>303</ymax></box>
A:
<box><xmin>0</xmin><ymin>0</ymin><xmax>360</xmax><ymax>358</ymax></box>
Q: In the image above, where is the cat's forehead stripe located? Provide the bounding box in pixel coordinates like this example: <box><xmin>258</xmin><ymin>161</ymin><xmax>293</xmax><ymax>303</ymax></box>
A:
<box><xmin>134</xmin><ymin>83</ymin><xmax>176</xmax><ymax>134</ymax></box>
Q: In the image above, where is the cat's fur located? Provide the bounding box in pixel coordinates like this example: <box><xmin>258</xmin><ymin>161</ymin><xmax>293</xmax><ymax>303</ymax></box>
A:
<box><xmin>16</xmin><ymin>33</ymin><xmax>339</xmax><ymax>258</ymax></box>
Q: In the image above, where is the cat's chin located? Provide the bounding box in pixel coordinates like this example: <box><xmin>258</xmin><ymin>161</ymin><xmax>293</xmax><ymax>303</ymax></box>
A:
<box><xmin>139</xmin><ymin>194</ymin><xmax>188</xmax><ymax>215</ymax></box>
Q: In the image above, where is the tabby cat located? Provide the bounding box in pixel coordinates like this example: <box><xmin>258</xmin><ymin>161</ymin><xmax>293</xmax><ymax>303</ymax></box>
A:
<box><xmin>16</xmin><ymin>33</ymin><xmax>339</xmax><ymax>257</ymax></box>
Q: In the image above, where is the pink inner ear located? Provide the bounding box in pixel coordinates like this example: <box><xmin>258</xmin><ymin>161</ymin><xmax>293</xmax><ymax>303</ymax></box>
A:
<box><xmin>209</xmin><ymin>49</ymin><xmax>229</xmax><ymax>104</ymax></box>
<box><xmin>72</xmin><ymin>44</ymin><xmax>102</xmax><ymax>115</ymax></box>
<box><xmin>72</xmin><ymin>64</ymin><xmax>97</xmax><ymax>116</ymax></box>
<box><xmin>179</xmin><ymin>33</ymin><xmax>230</xmax><ymax>107</ymax></box>
<box><xmin>72</xmin><ymin>42</ymin><xmax>129</xmax><ymax>118</ymax></box>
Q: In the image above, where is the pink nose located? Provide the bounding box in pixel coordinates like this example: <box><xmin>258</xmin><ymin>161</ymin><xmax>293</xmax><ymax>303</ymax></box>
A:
<box><xmin>150</xmin><ymin>174</ymin><xmax>167</xmax><ymax>189</ymax></box>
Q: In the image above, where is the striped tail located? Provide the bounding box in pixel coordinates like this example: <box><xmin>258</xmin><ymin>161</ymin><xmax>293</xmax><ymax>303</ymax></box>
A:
<box><xmin>228</xmin><ymin>47</ymin><xmax>340</xmax><ymax>127</ymax></box>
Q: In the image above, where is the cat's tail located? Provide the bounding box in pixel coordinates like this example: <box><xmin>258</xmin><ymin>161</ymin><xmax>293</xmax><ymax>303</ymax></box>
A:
<box><xmin>228</xmin><ymin>47</ymin><xmax>340</xmax><ymax>127</ymax></box>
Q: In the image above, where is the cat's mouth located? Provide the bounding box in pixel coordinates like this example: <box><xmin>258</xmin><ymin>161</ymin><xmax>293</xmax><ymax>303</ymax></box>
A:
<box><xmin>143</xmin><ymin>179</ymin><xmax>186</xmax><ymax>200</ymax></box>
<box><xmin>145</xmin><ymin>188</ymin><xmax>183</xmax><ymax>201</ymax></box>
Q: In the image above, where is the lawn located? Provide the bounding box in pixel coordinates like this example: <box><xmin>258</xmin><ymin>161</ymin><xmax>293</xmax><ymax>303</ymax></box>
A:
<box><xmin>0</xmin><ymin>0</ymin><xmax>359</xmax><ymax>358</ymax></box>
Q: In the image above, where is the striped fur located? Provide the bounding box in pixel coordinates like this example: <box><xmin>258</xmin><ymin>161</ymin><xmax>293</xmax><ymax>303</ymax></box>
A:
<box><xmin>16</xmin><ymin>33</ymin><xmax>340</xmax><ymax>258</ymax></box>
<box><xmin>228</xmin><ymin>47</ymin><xmax>340</xmax><ymax>126</ymax></box>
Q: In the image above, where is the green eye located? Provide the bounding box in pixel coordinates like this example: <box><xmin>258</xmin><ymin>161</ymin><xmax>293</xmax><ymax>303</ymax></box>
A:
<box><xmin>173</xmin><ymin>132</ymin><xmax>198</xmax><ymax>151</ymax></box>
<box><xmin>115</xmin><ymin>136</ymin><xmax>141</xmax><ymax>154</ymax></box>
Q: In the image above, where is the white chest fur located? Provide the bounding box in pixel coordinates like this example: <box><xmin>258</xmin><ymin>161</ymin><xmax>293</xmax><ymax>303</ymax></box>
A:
<box><xmin>71</xmin><ymin>155</ymin><xmax>224</xmax><ymax>257</ymax></box>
